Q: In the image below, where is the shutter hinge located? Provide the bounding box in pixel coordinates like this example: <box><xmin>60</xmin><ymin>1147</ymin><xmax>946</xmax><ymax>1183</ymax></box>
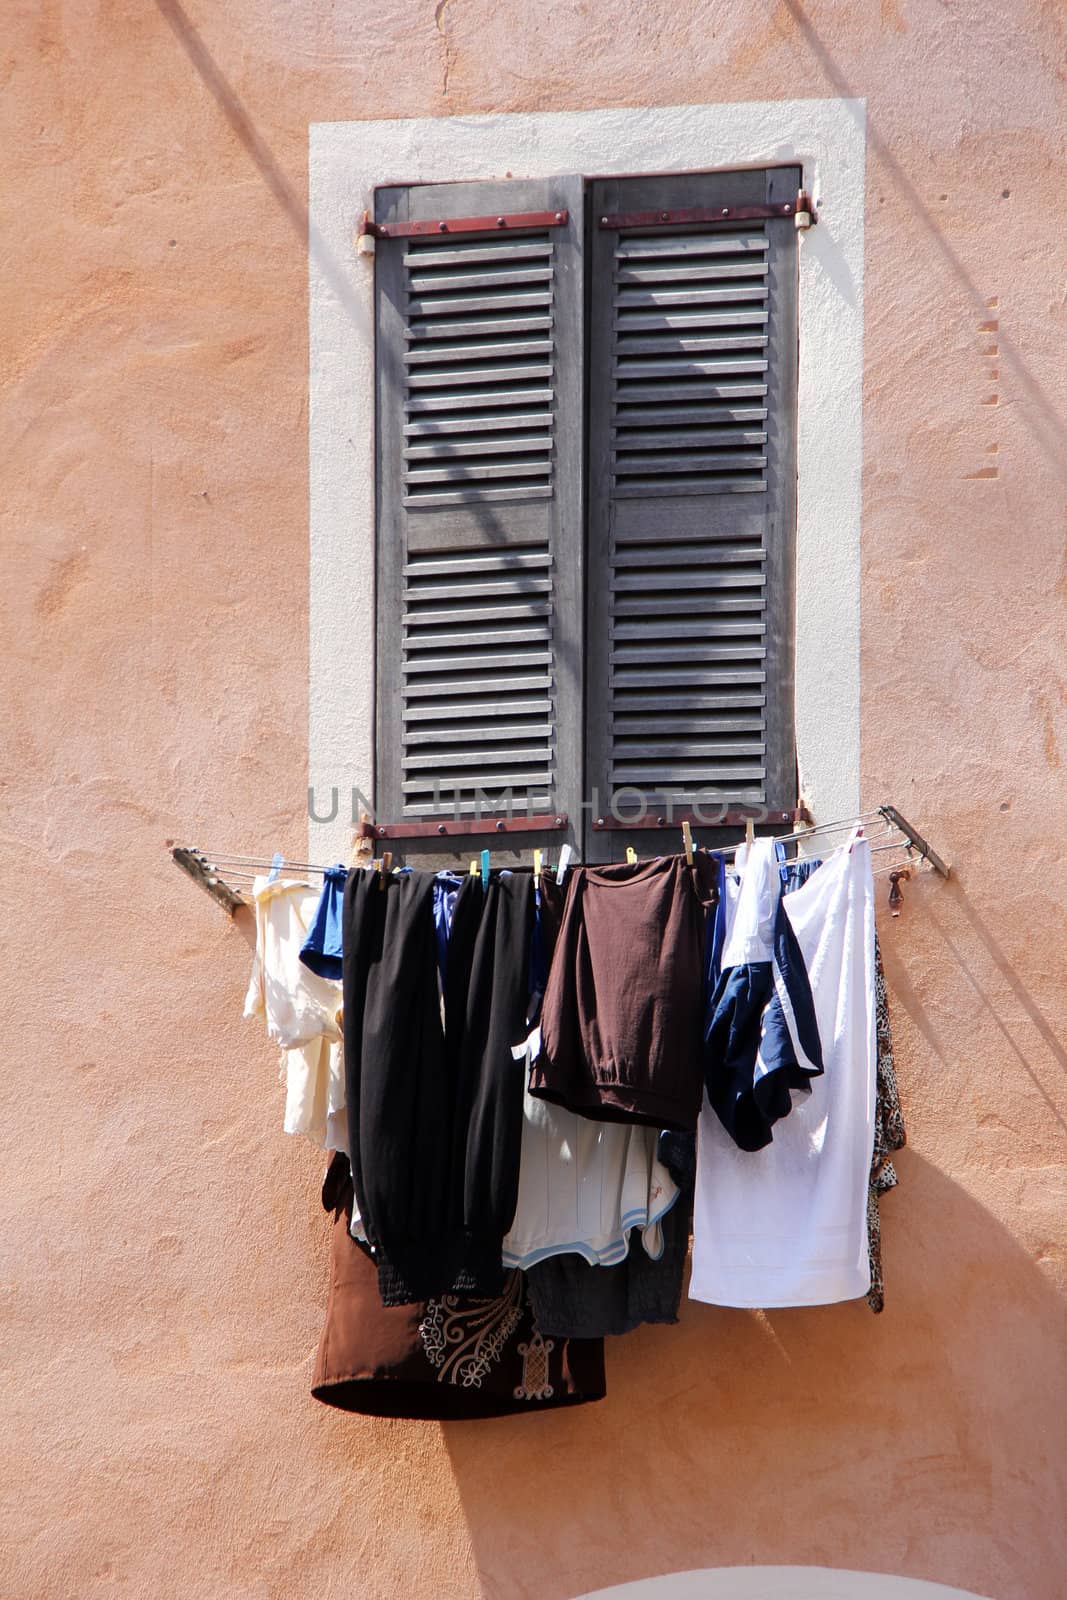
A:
<box><xmin>357</xmin><ymin>814</ymin><xmax>569</xmax><ymax>840</ymax></box>
<box><xmin>361</xmin><ymin>209</ymin><xmax>569</xmax><ymax>241</ymax></box>
<box><xmin>597</xmin><ymin>190</ymin><xmax>817</xmax><ymax>229</ymax></box>
<box><xmin>592</xmin><ymin>808</ymin><xmax>809</xmax><ymax>830</ymax></box>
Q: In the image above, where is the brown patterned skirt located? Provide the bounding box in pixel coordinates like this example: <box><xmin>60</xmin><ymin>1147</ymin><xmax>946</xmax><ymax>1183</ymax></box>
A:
<box><xmin>312</xmin><ymin>1155</ymin><xmax>606</xmax><ymax>1420</ymax></box>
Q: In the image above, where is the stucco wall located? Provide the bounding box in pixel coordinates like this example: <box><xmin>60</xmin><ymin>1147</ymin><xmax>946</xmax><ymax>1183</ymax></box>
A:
<box><xmin>3</xmin><ymin>3</ymin><xmax>1066</xmax><ymax>1599</ymax></box>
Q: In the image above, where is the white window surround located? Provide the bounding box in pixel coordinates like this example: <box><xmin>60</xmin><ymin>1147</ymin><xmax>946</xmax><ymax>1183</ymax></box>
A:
<box><xmin>575</xmin><ymin>1569</ymin><xmax>992</xmax><ymax>1600</ymax></box>
<box><xmin>308</xmin><ymin>100</ymin><xmax>866</xmax><ymax>861</ymax></box>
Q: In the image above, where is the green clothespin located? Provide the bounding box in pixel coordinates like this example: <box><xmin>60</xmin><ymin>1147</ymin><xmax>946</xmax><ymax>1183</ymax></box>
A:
<box><xmin>480</xmin><ymin>848</ymin><xmax>490</xmax><ymax>892</ymax></box>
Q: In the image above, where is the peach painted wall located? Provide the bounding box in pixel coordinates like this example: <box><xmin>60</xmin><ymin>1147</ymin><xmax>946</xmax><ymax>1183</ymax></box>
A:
<box><xmin>3</xmin><ymin>3</ymin><xmax>1066</xmax><ymax>1599</ymax></box>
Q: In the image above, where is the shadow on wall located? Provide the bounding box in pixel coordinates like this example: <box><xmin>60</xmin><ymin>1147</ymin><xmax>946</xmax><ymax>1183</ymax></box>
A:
<box><xmin>897</xmin><ymin>872</ymin><xmax>1067</xmax><ymax>1136</ymax></box>
<box><xmin>439</xmin><ymin>1150</ymin><xmax>1064</xmax><ymax>1600</ymax></box>
<box><xmin>154</xmin><ymin>0</ymin><xmax>363</xmax><ymax>330</ymax></box>
<box><xmin>778</xmin><ymin>0</ymin><xmax>1067</xmax><ymax>486</ymax></box>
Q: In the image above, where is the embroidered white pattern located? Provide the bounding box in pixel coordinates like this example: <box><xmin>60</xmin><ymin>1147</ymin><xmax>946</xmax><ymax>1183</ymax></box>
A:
<box><xmin>419</xmin><ymin>1273</ymin><xmax>523</xmax><ymax>1388</ymax></box>
<box><xmin>514</xmin><ymin>1329</ymin><xmax>555</xmax><ymax>1403</ymax></box>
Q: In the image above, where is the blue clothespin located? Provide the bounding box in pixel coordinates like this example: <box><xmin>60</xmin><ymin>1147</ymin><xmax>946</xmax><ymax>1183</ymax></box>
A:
<box><xmin>480</xmin><ymin>848</ymin><xmax>490</xmax><ymax>892</ymax></box>
<box><xmin>267</xmin><ymin>850</ymin><xmax>283</xmax><ymax>883</ymax></box>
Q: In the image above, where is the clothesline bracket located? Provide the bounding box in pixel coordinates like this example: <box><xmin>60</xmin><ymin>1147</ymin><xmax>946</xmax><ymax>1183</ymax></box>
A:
<box><xmin>171</xmin><ymin>846</ymin><xmax>247</xmax><ymax>916</ymax></box>
<box><xmin>878</xmin><ymin>806</ymin><xmax>951</xmax><ymax>878</ymax></box>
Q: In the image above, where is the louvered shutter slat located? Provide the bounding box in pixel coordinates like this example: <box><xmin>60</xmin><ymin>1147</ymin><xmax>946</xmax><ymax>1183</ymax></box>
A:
<box><xmin>586</xmin><ymin>169</ymin><xmax>799</xmax><ymax>852</ymax></box>
<box><xmin>406</xmin><ymin>412</ymin><xmax>552</xmax><ymax>436</ymax></box>
<box><xmin>407</xmin><ymin>267</ymin><xmax>554</xmax><ymax>291</ymax></box>
<box><xmin>618</xmin><ymin>382</ymin><xmax>768</xmax><ymax>403</ymax></box>
<box><xmin>614</xmin><ymin>233</ymin><xmax>767</xmax><ymax>258</ymax></box>
<box><xmin>376</xmin><ymin>181</ymin><xmax>583</xmax><ymax>841</ymax></box>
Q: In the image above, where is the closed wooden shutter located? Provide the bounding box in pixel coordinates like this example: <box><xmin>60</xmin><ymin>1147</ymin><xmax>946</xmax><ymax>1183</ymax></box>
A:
<box><xmin>374</xmin><ymin>177</ymin><xmax>584</xmax><ymax>847</ymax></box>
<box><xmin>585</xmin><ymin>168</ymin><xmax>799</xmax><ymax>857</ymax></box>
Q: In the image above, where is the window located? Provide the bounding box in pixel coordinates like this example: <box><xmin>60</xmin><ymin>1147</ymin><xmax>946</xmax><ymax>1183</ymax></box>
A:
<box><xmin>372</xmin><ymin>166</ymin><xmax>800</xmax><ymax>860</ymax></box>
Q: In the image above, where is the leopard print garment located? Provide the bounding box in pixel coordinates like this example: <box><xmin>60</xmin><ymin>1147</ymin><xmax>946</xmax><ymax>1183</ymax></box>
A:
<box><xmin>867</xmin><ymin>938</ymin><xmax>907</xmax><ymax>1313</ymax></box>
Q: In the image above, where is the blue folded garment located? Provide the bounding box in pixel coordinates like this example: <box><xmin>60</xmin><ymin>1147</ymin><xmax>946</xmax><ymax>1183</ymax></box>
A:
<box><xmin>299</xmin><ymin>865</ymin><xmax>348</xmax><ymax>980</ymax></box>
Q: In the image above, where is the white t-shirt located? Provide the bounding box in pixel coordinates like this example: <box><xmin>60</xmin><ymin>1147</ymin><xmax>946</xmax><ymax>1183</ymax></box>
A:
<box><xmin>282</xmin><ymin>1036</ymin><xmax>348</xmax><ymax>1153</ymax></box>
<box><xmin>243</xmin><ymin>876</ymin><xmax>344</xmax><ymax>1047</ymax></box>
<box><xmin>689</xmin><ymin>837</ymin><xmax>877</xmax><ymax>1308</ymax></box>
<box><xmin>243</xmin><ymin>876</ymin><xmax>346</xmax><ymax>1149</ymax></box>
<box><xmin>503</xmin><ymin>1030</ymin><xmax>680</xmax><ymax>1270</ymax></box>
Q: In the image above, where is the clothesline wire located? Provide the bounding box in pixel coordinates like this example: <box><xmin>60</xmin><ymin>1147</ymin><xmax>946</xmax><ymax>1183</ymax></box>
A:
<box><xmin>191</xmin><ymin>851</ymin><xmax>339</xmax><ymax>872</ymax></box>
<box><xmin>783</xmin><ymin>807</ymin><xmax>888</xmax><ymax>834</ymax></box>
<box><xmin>183</xmin><ymin>829</ymin><xmax>922</xmax><ymax>886</ymax></box>
<box><xmin>180</xmin><ymin>809</ymin><xmax>902</xmax><ymax>877</ymax></box>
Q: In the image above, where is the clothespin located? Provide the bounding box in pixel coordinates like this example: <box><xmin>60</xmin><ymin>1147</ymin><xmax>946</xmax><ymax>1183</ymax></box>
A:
<box><xmin>744</xmin><ymin>817</ymin><xmax>755</xmax><ymax>849</ymax></box>
<box><xmin>556</xmin><ymin>843</ymin><xmax>574</xmax><ymax>886</ymax></box>
<box><xmin>681</xmin><ymin>821</ymin><xmax>694</xmax><ymax>866</ymax></box>
<box><xmin>533</xmin><ymin>848</ymin><xmax>543</xmax><ymax>908</ymax></box>
<box><xmin>378</xmin><ymin>850</ymin><xmax>392</xmax><ymax>890</ymax></box>
<box><xmin>626</xmin><ymin>845</ymin><xmax>637</xmax><ymax>866</ymax></box>
<box><xmin>267</xmin><ymin>850</ymin><xmax>283</xmax><ymax>884</ymax></box>
<box><xmin>469</xmin><ymin>859</ymin><xmax>479</xmax><ymax>877</ymax></box>
<box><xmin>480</xmin><ymin>848</ymin><xmax>490</xmax><ymax>892</ymax></box>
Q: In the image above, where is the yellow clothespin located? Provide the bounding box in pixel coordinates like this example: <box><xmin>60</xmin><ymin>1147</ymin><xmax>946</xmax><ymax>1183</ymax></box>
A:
<box><xmin>469</xmin><ymin>859</ymin><xmax>479</xmax><ymax>877</ymax></box>
<box><xmin>626</xmin><ymin>845</ymin><xmax>637</xmax><ymax>865</ymax></box>
<box><xmin>533</xmin><ymin>847</ymin><xmax>543</xmax><ymax>907</ymax></box>
<box><xmin>681</xmin><ymin>820</ymin><xmax>694</xmax><ymax>866</ymax></box>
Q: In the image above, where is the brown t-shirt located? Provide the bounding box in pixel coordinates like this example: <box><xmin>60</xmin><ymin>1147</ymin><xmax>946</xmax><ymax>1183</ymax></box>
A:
<box><xmin>529</xmin><ymin>853</ymin><xmax>717</xmax><ymax>1134</ymax></box>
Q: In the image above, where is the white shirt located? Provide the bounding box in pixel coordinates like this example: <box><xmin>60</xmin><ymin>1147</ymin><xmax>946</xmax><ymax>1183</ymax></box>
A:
<box><xmin>690</xmin><ymin>837</ymin><xmax>877</xmax><ymax>1307</ymax></box>
<box><xmin>503</xmin><ymin>1030</ymin><xmax>680</xmax><ymax>1270</ymax></box>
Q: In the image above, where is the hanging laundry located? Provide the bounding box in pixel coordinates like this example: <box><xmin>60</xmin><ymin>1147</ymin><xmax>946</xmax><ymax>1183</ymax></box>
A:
<box><xmin>432</xmin><ymin>870</ymin><xmax>465</xmax><ymax>982</ymax></box>
<box><xmin>442</xmin><ymin>870</ymin><xmax>536</xmax><ymax>1294</ymax></box>
<box><xmin>342</xmin><ymin>866</ymin><xmax>534</xmax><ymax>1306</ymax></box>
<box><xmin>705</xmin><ymin>847</ymin><xmax>740</xmax><ymax>991</ymax></box>
<box><xmin>504</xmin><ymin>868</ymin><xmax>679</xmax><ymax>1273</ymax></box>
<box><xmin>341</xmin><ymin>867</ymin><xmax>453</xmax><ymax>1304</ymax></box>
<box><xmin>530</xmin><ymin>853</ymin><xmax>717</xmax><ymax>1133</ymax></box>
<box><xmin>243</xmin><ymin>873</ymin><xmax>346</xmax><ymax>1150</ymax></box>
<box><xmin>298</xmin><ymin>863</ymin><xmax>348</xmax><ymax>980</ymax></box>
<box><xmin>702</xmin><ymin>838</ymin><xmax>823</xmax><ymax>1152</ymax></box>
<box><xmin>527</xmin><ymin>871</ymin><xmax>566</xmax><ymax>1027</ymax></box>
<box><xmin>705</xmin><ymin>845</ymin><xmax>821</xmax><ymax>997</ymax></box>
<box><xmin>690</xmin><ymin>833</ymin><xmax>878</xmax><ymax>1308</ymax></box>
<box><xmin>281</xmin><ymin>1036</ymin><xmax>348</xmax><ymax>1152</ymax></box>
<box><xmin>503</xmin><ymin>1029</ymin><xmax>679</xmax><ymax>1270</ymax></box>
<box><xmin>312</xmin><ymin>1156</ymin><xmax>606</xmax><ymax>1419</ymax></box>
<box><xmin>866</xmin><ymin>938</ymin><xmax>907</xmax><ymax>1313</ymax></box>
<box><xmin>243</xmin><ymin>874</ymin><xmax>344</xmax><ymax>1048</ymax></box>
<box><xmin>526</xmin><ymin>1131</ymin><xmax>696</xmax><ymax>1340</ymax></box>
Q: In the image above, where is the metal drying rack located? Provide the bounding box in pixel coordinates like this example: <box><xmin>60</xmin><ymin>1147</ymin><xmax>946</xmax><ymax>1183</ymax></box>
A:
<box><xmin>171</xmin><ymin>803</ymin><xmax>950</xmax><ymax>919</ymax></box>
